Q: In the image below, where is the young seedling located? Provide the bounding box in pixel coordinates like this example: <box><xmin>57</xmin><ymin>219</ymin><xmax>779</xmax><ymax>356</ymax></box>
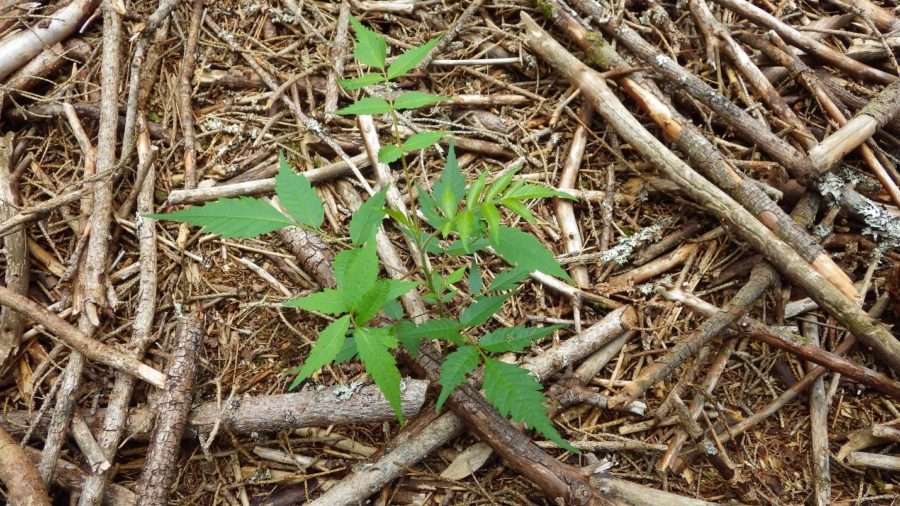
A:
<box><xmin>152</xmin><ymin>17</ymin><xmax>580</xmax><ymax>451</ymax></box>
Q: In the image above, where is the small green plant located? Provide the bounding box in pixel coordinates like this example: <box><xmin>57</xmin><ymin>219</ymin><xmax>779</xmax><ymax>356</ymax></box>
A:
<box><xmin>152</xmin><ymin>17</ymin><xmax>579</xmax><ymax>452</ymax></box>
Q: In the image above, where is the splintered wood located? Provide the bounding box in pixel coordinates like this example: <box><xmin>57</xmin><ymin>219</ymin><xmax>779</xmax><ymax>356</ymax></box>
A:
<box><xmin>0</xmin><ymin>0</ymin><xmax>899</xmax><ymax>505</ymax></box>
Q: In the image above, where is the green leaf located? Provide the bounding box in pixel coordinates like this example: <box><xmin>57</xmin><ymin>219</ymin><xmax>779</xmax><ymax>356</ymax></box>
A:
<box><xmin>454</xmin><ymin>209</ymin><xmax>476</xmax><ymax>252</ymax></box>
<box><xmin>332</xmin><ymin>248</ymin><xmax>355</xmax><ymax>287</ymax></box>
<box><xmin>492</xmin><ymin>226</ymin><xmax>572</xmax><ymax>282</ymax></box>
<box><xmin>349</xmin><ymin>16</ymin><xmax>387</xmax><ymax>69</ymax></box>
<box><xmin>349</xmin><ymin>187</ymin><xmax>388</xmax><ymax>245</ymax></box>
<box><xmin>283</xmin><ymin>288</ymin><xmax>348</xmax><ymax>314</ymax></box>
<box><xmin>334</xmin><ymin>96</ymin><xmax>392</xmax><ymax>116</ymax></box>
<box><xmin>436</xmin><ymin>346</ymin><xmax>480</xmax><ymax>411</ymax></box>
<box><xmin>396</xmin><ymin>318</ymin><xmax>461</xmax><ymax>341</ymax></box>
<box><xmin>383</xmin><ymin>208</ymin><xmax>413</xmax><ymax>229</ymax></box>
<box><xmin>503</xmin><ymin>181</ymin><xmax>576</xmax><ymax>201</ymax></box>
<box><xmin>339</xmin><ymin>72</ymin><xmax>386</xmax><ymax>90</ymax></box>
<box><xmin>432</xmin><ymin>144</ymin><xmax>465</xmax><ymax>217</ymax></box>
<box><xmin>483</xmin><ymin>168</ymin><xmax>519</xmax><ymax>204</ymax></box>
<box><xmin>445</xmin><ymin>266</ymin><xmax>467</xmax><ymax>285</ymax></box>
<box><xmin>340</xmin><ymin>243</ymin><xmax>380</xmax><ymax>307</ymax></box>
<box><xmin>416</xmin><ymin>182</ymin><xmax>446</xmax><ymax>230</ymax></box>
<box><xmin>378</xmin><ymin>144</ymin><xmax>404</xmax><ymax>163</ymax></box>
<box><xmin>402</xmin><ymin>131</ymin><xmax>450</xmax><ymax>152</ymax></box>
<box><xmin>466</xmin><ymin>170</ymin><xmax>489</xmax><ymax>209</ymax></box>
<box><xmin>446</xmin><ymin>237</ymin><xmax>490</xmax><ymax>256</ymax></box>
<box><xmin>394</xmin><ymin>91</ymin><xmax>451</xmax><ymax>110</ymax></box>
<box><xmin>500</xmin><ymin>198</ymin><xmax>534</xmax><ymax>223</ymax></box>
<box><xmin>468</xmin><ymin>263</ymin><xmax>482</xmax><ymax>295</ymax></box>
<box><xmin>290</xmin><ymin>315</ymin><xmax>351</xmax><ymax>389</ymax></box>
<box><xmin>459</xmin><ymin>293</ymin><xmax>512</xmax><ymax>327</ymax></box>
<box><xmin>480</xmin><ymin>324</ymin><xmax>565</xmax><ymax>353</ymax></box>
<box><xmin>480</xmin><ymin>203</ymin><xmax>501</xmax><ymax>244</ymax></box>
<box><xmin>275</xmin><ymin>152</ymin><xmax>324</xmax><ymax>228</ymax></box>
<box><xmin>387</xmin><ymin>36</ymin><xmax>442</xmax><ymax>79</ymax></box>
<box><xmin>149</xmin><ymin>197</ymin><xmax>291</xmax><ymax>238</ymax></box>
<box><xmin>356</xmin><ymin>326</ymin><xmax>405</xmax><ymax>423</ymax></box>
<box><xmin>487</xmin><ymin>267</ymin><xmax>530</xmax><ymax>292</ymax></box>
<box><xmin>355</xmin><ymin>280</ymin><xmax>390</xmax><ymax>325</ymax></box>
<box><xmin>333</xmin><ymin>336</ymin><xmax>357</xmax><ymax>364</ymax></box>
<box><xmin>386</xmin><ymin>279</ymin><xmax>419</xmax><ymax>300</ymax></box>
<box><xmin>482</xmin><ymin>358</ymin><xmax>578</xmax><ymax>453</ymax></box>
<box><xmin>382</xmin><ymin>299</ymin><xmax>405</xmax><ymax>320</ymax></box>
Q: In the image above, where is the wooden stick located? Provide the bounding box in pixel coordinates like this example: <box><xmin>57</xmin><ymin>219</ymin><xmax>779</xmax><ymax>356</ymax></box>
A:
<box><xmin>809</xmin><ymin>79</ymin><xmax>900</xmax><ymax>174</ymax></box>
<box><xmin>134</xmin><ymin>314</ymin><xmax>203</xmax><ymax>506</ymax></box>
<box><xmin>0</xmin><ymin>132</ymin><xmax>27</xmax><ymax>367</ymax></box>
<box><xmin>803</xmin><ymin>316</ymin><xmax>832</xmax><ymax>506</ymax></box>
<box><xmin>611</xmin><ymin>260</ymin><xmax>774</xmax><ymax>407</ymax></box>
<box><xmin>0</xmin><ymin>0</ymin><xmax>100</xmax><ymax>81</ymax></box>
<box><xmin>324</xmin><ymin>0</ymin><xmax>350</xmax><ymax>114</ymax></box>
<box><xmin>0</xmin><ymin>426</ymin><xmax>51</xmax><ymax>506</ymax></box>
<box><xmin>0</xmin><ymin>287</ymin><xmax>165</xmax><ymax>387</ymax></box>
<box><xmin>690</xmin><ymin>0</ymin><xmax>816</xmax><ymax>149</ymax></box>
<box><xmin>522</xmin><ymin>13</ymin><xmax>900</xmax><ymax>375</ymax></box>
<box><xmin>588</xmin><ymin>476</ymin><xmax>718</xmax><ymax>506</ymax></box>
<box><xmin>0</xmin><ymin>379</ymin><xmax>430</xmax><ymax>442</ymax></box>
<box><xmin>846</xmin><ymin>452</ymin><xmax>900</xmax><ymax>471</ymax></box>
<box><xmin>556</xmin><ymin>103</ymin><xmax>593</xmax><ymax>288</ymax></box>
<box><xmin>165</xmin><ymin>153</ymin><xmax>371</xmax><ymax>205</ymax></box>
<box><xmin>0</xmin><ymin>38</ymin><xmax>91</xmax><ymax>112</ymax></box>
<box><xmin>40</xmin><ymin>2</ymin><xmax>125</xmax><ymax>484</ymax></box>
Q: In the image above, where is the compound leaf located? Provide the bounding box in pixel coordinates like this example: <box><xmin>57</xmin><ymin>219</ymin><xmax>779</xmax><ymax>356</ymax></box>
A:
<box><xmin>500</xmin><ymin>198</ymin><xmax>534</xmax><ymax>223</ymax></box>
<box><xmin>340</xmin><ymin>243</ymin><xmax>380</xmax><ymax>307</ymax></box>
<box><xmin>289</xmin><ymin>315</ymin><xmax>351</xmax><ymax>389</ymax></box>
<box><xmin>349</xmin><ymin>187</ymin><xmax>388</xmax><ymax>245</ymax></box>
<box><xmin>334</xmin><ymin>96</ymin><xmax>392</xmax><ymax>116</ymax></box>
<box><xmin>483</xmin><ymin>168</ymin><xmax>518</xmax><ymax>204</ymax></box>
<box><xmin>487</xmin><ymin>266</ymin><xmax>530</xmax><ymax>292</ymax></box>
<box><xmin>355</xmin><ymin>280</ymin><xmax>391</xmax><ymax>325</ymax></box>
<box><xmin>356</xmin><ymin>326</ymin><xmax>405</xmax><ymax>423</ymax></box>
<box><xmin>468</xmin><ymin>263</ymin><xmax>482</xmax><ymax>295</ymax></box>
<box><xmin>333</xmin><ymin>336</ymin><xmax>357</xmax><ymax>364</ymax></box>
<box><xmin>492</xmin><ymin>226</ymin><xmax>572</xmax><ymax>282</ymax></box>
<box><xmin>459</xmin><ymin>293</ymin><xmax>512</xmax><ymax>327</ymax></box>
<box><xmin>479</xmin><ymin>324</ymin><xmax>565</xmax><ymax>353</ymax></box>
<box><xmin>394</xmin><ymin>91</ymin><xmax>451</xmax><ymax>110</ymax></box>
<box><xmin>432</xmin><ymin>144</ymin><xmax>465</xmax><ymax>217</ymax></box>
<box><xmin>483</xmin><ymin>358</ymin><xmax>578</xmax><ymax>453</ymax></box>
<box><xmin>378</xmin><ymin>144</ymin><xmax>403</xmax><ymax>163</ymax></box>
<box><xmin>386</xmin><ymin>279</ymin><xmax>419</xmax><ymax>300</ymax></box>
<box><xmin>480</xmin><ymin>203</ymin><xmax>501</xmax><ymax>244</ymax></box>
<box><xmin>349</xmin><ymin>16</ymin><xmax>387</xmax><ymax>69</ymax></box>
<box><xmin>387</xmin><ymin>36</ymin><xmax>441</xmax><ymax>79</ymax></box>
<box><xmin>149</xmin><ymin>197</ymin><xmax>291</xmax><ymax>238</ymax></box>
<box><xmin>503</xmin><ymin>181</ymin><xmax>576</xmax><ymax>201</ymax></box>
<box><xmin>402</xmin><ymin>131</ymin><xmax>449</xmax><ymax>152</ymax></box>
<box><xmin>436</xmin><ymin>346</ymin><xmax>480</xmax><ymax>411</ymax></box>
<box><xmin>275</xmin><ymin>153</ymin><xmax>323</xmax><ymax>228</ymax></box>
<box><xmin>339</xmin><ymin>72</ymin><xmax>386</xmax><ymax>90</ymax></box>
